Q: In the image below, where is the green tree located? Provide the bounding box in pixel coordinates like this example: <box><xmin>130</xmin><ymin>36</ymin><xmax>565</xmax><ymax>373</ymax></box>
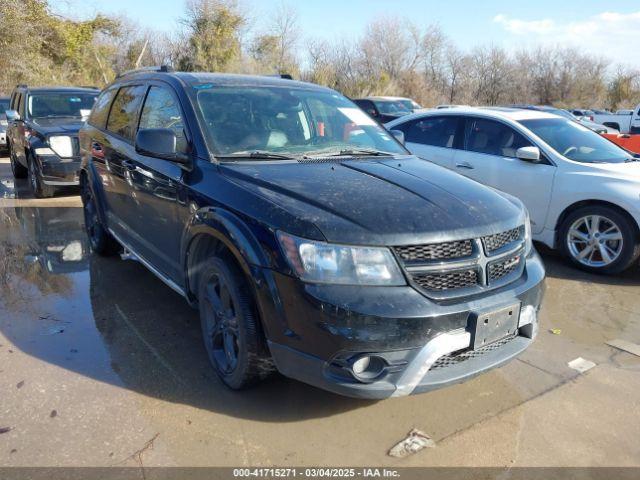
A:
<box><xmin>177</xmin><ymin>0</ymin><xmax>245</xmax><ymax>72</ymax></box>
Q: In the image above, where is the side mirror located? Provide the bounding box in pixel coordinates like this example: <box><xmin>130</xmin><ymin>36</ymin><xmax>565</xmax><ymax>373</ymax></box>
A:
<box><xmin>135</xmin><ymin>128</ymin><xmax>189</xmax><ymax>164</ymax></box>
<box><xmin>516</xmin><ymin>146</ymin><xmax>541</xmax><ymax>162</ymax></box>
<box><xmin>5</xmin><ymin>110</ymin><xmax>20</xmax><ymax>121</ymax></box>
<box><xmin>390</xmin><ymin>129</ymin><xmax>405</xmax><ymax>145</ymax></box>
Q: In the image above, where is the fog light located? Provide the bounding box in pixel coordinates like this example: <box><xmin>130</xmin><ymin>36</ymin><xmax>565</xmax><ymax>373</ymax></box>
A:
<box><xmin>353</xmin><ymin>356</ymin><xmax>371</xmax><ymax>375</ymax></box>
<box><xmin>350</xmin><ymin>355</ymin><xmax>386</xmax><ymax>382</ymax></box>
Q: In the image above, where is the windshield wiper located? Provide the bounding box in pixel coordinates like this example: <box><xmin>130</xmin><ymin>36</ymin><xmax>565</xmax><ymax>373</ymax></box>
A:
<box><xmin>307</xmin><ymin>148</ymin><xmax>393</xmax><ymax>158</ymax></box>
<box><xmin>216</xmin><ymin>150</ymin><xmax>298</xmax><ymax>160</ymax></box>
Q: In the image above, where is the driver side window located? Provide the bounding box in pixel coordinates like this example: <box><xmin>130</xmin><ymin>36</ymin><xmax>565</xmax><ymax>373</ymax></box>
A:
<box><xmin>138</xmin><ymin>86</ymin><xmax>188</xmax><ymax>153</ymax></box>
<box><xmin>465</xmin><ymin>118</ymin><xmax>533</xmax><ymax>158</ymax></box>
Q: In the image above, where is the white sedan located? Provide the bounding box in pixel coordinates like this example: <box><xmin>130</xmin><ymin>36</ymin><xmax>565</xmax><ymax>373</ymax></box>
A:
<box><xmin>386</xmin><ymin>107</ymin><xmax>640</xmax><ymax>274</ymax></box>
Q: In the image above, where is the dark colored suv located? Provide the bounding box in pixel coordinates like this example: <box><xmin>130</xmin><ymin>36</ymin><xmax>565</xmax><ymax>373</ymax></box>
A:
<box><xmin>6</xmin><ymin>85</ymin><xmax>99</xmax><ymax>197</ymax></box>
<box><xmin>79</xmin><ymin>68</ymin><xmax>545</xmax><ymax>399</ymax></box>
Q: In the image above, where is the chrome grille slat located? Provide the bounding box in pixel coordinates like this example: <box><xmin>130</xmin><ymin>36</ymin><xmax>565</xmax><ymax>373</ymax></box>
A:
<box><xmin>412</xmin><ymin>269</ymin><xmax>478</xmax><ymax>291</ymax></box>
<box><xmin>394</xmin><ymin>240</ymin><xmax>473</xmax><ymax>262</ymax></box>
<box><xmin>488</xmin><ymin>254</ymin><xmax>522</xmax><ymax>282</ymax></box>
<box><xmin>482</xmin><ymin>226</ymin><xmax>523</xmax><ymax>255</ymax></box>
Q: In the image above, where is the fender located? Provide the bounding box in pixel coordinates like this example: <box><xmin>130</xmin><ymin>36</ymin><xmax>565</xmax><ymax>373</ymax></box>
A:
<box><xmin>181</xmin><ymin>205</ymin><xmax>290</xmax><ymax>339</ymax></box>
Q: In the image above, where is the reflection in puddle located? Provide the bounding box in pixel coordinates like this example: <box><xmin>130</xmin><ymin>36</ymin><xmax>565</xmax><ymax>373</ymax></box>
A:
<box><xmin>0</xmin><ymin>207</ymin><xmax>88</xmax><ymax>308</ymax></box>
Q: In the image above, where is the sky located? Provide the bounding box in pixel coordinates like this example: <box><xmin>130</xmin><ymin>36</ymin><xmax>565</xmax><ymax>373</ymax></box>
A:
<box><xmin>49</xmin><ymin>0</ymin><xmax>640</xmax><ymax>67</ymax></box>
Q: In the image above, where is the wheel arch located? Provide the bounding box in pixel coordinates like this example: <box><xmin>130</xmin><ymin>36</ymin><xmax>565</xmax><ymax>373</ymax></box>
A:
<box><xmin>182</xmin><ymin>207</ymin><xmax>272</xmax><ymax>303</ymax></box>
<box><xmin>554</xmin><ymin>199</ymin><xmax>640</xmax><ymax>245</ymax></box>
<box><xmin>183</xmin><ymin>208</ymin><xmax>280</xmax><ymax>347</ymax></box>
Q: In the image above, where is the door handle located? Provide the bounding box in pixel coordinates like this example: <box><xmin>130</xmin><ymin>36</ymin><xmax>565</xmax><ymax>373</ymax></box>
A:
<box><xmin>455</xmin><ymin>162</ymin><xmax>474</xmax><ymax>170</ymax></box>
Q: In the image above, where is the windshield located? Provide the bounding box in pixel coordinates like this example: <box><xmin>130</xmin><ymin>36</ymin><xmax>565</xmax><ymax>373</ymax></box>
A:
<box><xmin>195</xmin><ymin>86</ymin><xmax>407</xmax><ymax>157</ymax></box>
<box><xmin>373</xmin><ymin>100</ymin><xmax>411</xmax><ymax>115</ymax></box>
<box><xmin>28</xmin><ymin>93</ymin><xmax>97</xmax><ymax>119</ymax></box>
<box><xmin>520</xmin><ymin>118</ymin><xmax>632</xmax><ymax>163</ymax></box>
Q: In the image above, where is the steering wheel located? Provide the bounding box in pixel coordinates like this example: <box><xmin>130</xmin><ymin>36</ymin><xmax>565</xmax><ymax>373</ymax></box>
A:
<box><xmin>563</xmin><ymin>146</ymin><xmax>577</xmax><ymax>157</ymax></box>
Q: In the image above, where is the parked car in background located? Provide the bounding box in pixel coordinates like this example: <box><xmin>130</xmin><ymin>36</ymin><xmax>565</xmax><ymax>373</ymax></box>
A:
<box><xmin>590</xmin><ymin>109</ymin><xmax>611</xmax><ymax>115</ymax></box>
<box><xmin>387</xmin><ymin>107</ymin><xmax>640</xmax><ymax>274</ymax></box>
<box><xmin>593</xmin><ymin>105</ymin><xmax>640</xmax><ymax>133</ymax></box>
<box><xmin>79</xmin><ymin>69</ymin><xmax>544</xmax><ymax>398</ymax></box>
<box><xmin>379</xmin><ymin>96</ymin><xmax>425</xmax><ymax>112</ymax></box>
<box><xmin>5</xmin><ymin>85</ymin><xmax>99</xmax><ymax>197</ymax></box>
<box><xmin>507</xmin><ymin>105</ymin><xmax>615</xmax><ymax>134</ymax></box>
<box><xmin>0</xmin><ymin>97</ymin><xmax>10</xmax><ymax>152</ymax></box>
<box><xmin>570</xmin><ymin>109</ymin><xmax>595</xmax><ymax>121</ymax></box>
<box><xmin>436</xmin><ymin>104</ymin><xmax>468</xmax><ymax>109</ymax></box>
<box><xmin>352</xmin><ymin>96</ymin><xmax>413</xmax><ymax>123</ymax></box>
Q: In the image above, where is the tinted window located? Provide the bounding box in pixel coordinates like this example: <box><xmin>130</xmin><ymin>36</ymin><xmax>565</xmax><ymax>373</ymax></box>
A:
<box><xmin>466</xmin><ymin>118</ymin><xmax>532</xmax><ymax>157</ymax></box>
<box><xmin>372</xmin><ymin>100</ymin><xmax>411</xmax><ymax>115</ymax></box>
<box><xmin>28</xmin><ymin>93</ymin><xmax>97</xmax><ymax>118</ymax></box>
<box><xmin>89</xmin><ymin>88</ymin><xmax>117</xmax><ymax>129</ymax></box>
<box><xmin>106</xmin><ymin>85</ymin><xmax>147</xmax><ymax>141</ymax></box>
<box><xmin>139</xmin><ymin>86</ymin><xmax>188</xmax><ymax>153</ymax></box>
<box><xmin>16</xmin><ymin>94</ymin><xmax>24</xmax><ymax>117</ymax></box>
<box><xmin>399</xmin><ymin>116</ymin><xmax>460</xmax><ymax>148</ymax></box>
<box><xmin>519</xmin><ymin>118</ymin><xmax>632</xmax><ymax>164</ymax></box>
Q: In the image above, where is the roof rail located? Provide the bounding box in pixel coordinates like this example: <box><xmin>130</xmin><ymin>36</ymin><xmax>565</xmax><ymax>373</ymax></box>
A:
<box><xmin>116</xmin><ymin>65</ymin><xmax>174</xmax><ymax>79</ymax></box>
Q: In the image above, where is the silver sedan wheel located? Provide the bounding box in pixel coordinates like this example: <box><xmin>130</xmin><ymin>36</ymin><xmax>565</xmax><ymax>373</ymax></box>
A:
<box><xmin>566</xmin><ymin>215</ymin><xmax>623</xmax><ymax>267</ymax></box>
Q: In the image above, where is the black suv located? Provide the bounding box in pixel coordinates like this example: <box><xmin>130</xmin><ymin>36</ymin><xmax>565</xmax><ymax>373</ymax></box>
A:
<box><xmin>5</xmin><ymin>85</ymin><xmax>99</xmax><ymax>197</ymax></box>
<box><xmin>79</xmin><ymin>68</ymin><xmax>545</xmax><ymax>399</ymax></box>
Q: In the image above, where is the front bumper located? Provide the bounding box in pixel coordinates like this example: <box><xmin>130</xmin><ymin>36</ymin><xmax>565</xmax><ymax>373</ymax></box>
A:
<box><xmin>36</xmin><ymin>154</ymin><xmax>80</xmax><ymax>186</ymax></box>
<box><xmin>265</xmin><ymin>251</ymin><xmax>545</xmax><ymax>399</ymax></box>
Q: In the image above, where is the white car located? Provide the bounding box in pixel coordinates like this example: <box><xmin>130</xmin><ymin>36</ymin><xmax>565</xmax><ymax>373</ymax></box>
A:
<box><xmin>386</xmin><ymin>107</ymin><xmax>640</xmax><ymax>274</ymax></box>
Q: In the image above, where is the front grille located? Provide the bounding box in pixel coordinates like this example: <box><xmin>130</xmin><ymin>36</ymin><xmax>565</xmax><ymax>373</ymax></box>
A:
<box><xmin>482</xmin><ymin>227</ymin><xmax>523</xmax><ymax>254</ymax></box>
<box><xmin>488</xmin><ymin>254</ymin><xmax>522</xmax><ymax>283</ymax></box>
<box><xmin>430</xmin><ymin>335</ymin><xmax>517</xmax><ymax>370</ymax></box>
<box><xmin>396</xmin><ymin>225</ymin><xmax>526</xmax><ymax>298</ymax></box>
<box><xmin>412</xmin><ymin>269</ymin><xmax>478</xmax><ymax>291</ymax></box>
<box><xmin>394</xmin><ymin>240</ymin><xmax>473</xmax><ymax>263</ymax></box>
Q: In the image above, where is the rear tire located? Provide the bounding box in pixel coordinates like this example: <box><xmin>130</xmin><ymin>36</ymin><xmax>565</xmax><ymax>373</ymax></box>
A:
<box><xmin>198</xmin><ymin>256</ymin><xmax>274</xmax><ymax>390</ymax></box>
<box><xmin>81</xmin><ymin>178</ymin><xmax>120</xmax><ymax>255</ymax></box>
<box><xmin>28</xmin><ymin>154</ymin><xmax>55</xmax><ymax>198</ymax></box>
<box><xmin>9</xmin><ymin>143</ymin><xmax>28</xmax><ymax>179</ymax></box>
<box><xmin>559</xmin><ymin>205</ymin><xmax>640</xmax><ymax>274</ymax></box>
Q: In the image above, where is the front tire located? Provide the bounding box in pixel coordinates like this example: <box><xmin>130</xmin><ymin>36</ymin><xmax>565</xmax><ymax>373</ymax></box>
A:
<box><xmin>81</xmin><ymin>178</ymin><xmax>120</xmax><ymax>255</ymax></box>
<box><xmin>198</xmin><ymin>256</ymin><xmax>273</xmax><ymax>390</ymax></box>
<box><xmin>559</xmin><ymin>205</ymin><xmax>640</xmax><ymax>274</ymax></box>
<box><xmin>27</xmin><ymin>154</ymin><xmax>54</xmax><ymax>198</ymax></box>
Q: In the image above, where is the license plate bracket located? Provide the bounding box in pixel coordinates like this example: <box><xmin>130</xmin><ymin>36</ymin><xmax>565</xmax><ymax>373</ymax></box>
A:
<box><xmin>470</xmin><ymin>303</ymin><xmax>521</xmax><ymax>349</ymax></box>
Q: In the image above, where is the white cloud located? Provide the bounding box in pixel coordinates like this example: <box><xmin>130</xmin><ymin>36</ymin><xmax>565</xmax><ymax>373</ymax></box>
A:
<box><xmin>493</xmin><ymin>11</ymin><xmax>640</xmax><ymax>66</ymax></box>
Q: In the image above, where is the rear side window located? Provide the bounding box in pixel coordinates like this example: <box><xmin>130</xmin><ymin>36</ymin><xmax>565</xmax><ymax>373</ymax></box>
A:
<box><xmin>397</xmin><ymin>116</ymin><xmax>460</xmax><ymax>148</ymax></box>
<box><xmin>138</xmin><ymin>86</ymin><xmax>188</xmax><ymax>153</ymax></box>
<box><xmin>89</xmin><ymin>88</ymin><xmax>117</xmax><ymax>129</ymax></box>
<box><xmin>106</xmin><ymin>85</ymin><xmax>147</xmax><ymax>141</ymax></box>
<box><xmin>465</xmin><ymin>118</ymin><xmax>532</xmax><ymax>158</ymax></box>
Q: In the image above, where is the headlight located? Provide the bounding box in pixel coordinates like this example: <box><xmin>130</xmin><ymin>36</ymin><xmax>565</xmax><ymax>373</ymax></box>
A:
<box><xmin>48</xmin><ymin>136</ymin><xmax>74</xmax><ymax>158</ymax></box>
<box><xmin>277</xmin><ymin>232</ymin><xmax>405</xmax><ymax>286</ymax></box>
<box><xmin>524</xmin><ymin>209</ymin><xmax>533</xmax><ymax>256</ymax></box>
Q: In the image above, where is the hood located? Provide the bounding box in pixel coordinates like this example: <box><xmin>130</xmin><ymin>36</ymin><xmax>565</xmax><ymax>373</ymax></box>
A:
<box><xmin>586</xmin><ymin>160</ymin><xmax>640</xmax><ymax>179</ymax></box>
<box><xmin>220</xmin><ymin>157</ymin><xmax>524</xmax><ymax>246</ymax></box>
<box><xmin>30</xmin><ymin>117</ymin><xmax>85</xmax><ymax>135</ymax></box>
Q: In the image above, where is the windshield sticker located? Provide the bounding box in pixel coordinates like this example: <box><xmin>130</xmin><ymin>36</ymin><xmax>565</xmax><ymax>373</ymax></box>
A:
<box><xmin>69</xmin><ymin>97</ymin><xmax>81</xmax><ymax>102</ymax></box>
<box><xmin>338</xmin><ymin>108</ymin><xmax>377</xmax><ymax>126</ymax></box>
